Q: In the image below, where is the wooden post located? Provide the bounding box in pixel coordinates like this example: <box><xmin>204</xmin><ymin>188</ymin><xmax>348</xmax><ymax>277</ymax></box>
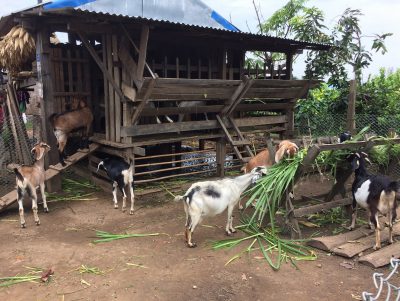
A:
<box><xmin>347</xmin><ymin>79</ymin><xmax>356</xmax><ymax>134</ymax></box>
<box><xmin>216</xmin><ymin>138</ymin><xmax>226</xmax><ymax>177</ymax></box>
<box><xmin>136</xmin><ymin>25</ymin><xmax>149</xmax><ymax>81</ymax></box>
<box><xmin>222</xmin><ymin>49</ymin><xmax>227</xmax><ymax>80</ymax></box>
<box><xmin>36</xmin><ymin>28</ymin><xmax>62</xmax><ymax>192</ymax></box>
<box><xmin>112</xmin><ymin>35</ymin><xmax>121</xmax><ymax>143</ymax></box>
<box><xmin>285</xmin><ymin>52</ymin><xmax>294</xmax><ymax>80</ymax></box>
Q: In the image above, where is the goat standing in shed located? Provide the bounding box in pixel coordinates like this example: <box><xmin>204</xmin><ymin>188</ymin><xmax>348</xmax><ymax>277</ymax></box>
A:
<box><xmin>348</xmin><ymin>152</ymin><xmax>399</xmax><ymax>250</ymax></box>
<box><xmin>97</xmin><ymin>156</ymin><xmax>135</xmax><ymax>214</ymax></box>
<box><xmin>238</xmin><ymin>140</ymin><xmax>298</xmax><ymax>209</ymax></box>
<box><xmin>49</xmin><ymin>98</ymin><xmax>93</xmax><ymax>166</ymax></box>
<box><xmin>174</xmin><ymin>166</ymin><xmax>267</xmax><ymax>247</ymax></box>
<box><xmin>14</xmin><ymin>142</ymin><xmax>51</xmax><ymax>228</ymax></box>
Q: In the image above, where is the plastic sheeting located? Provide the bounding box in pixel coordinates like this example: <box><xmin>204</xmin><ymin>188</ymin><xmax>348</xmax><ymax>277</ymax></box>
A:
<box><xmin>44</xmin><ymin>0</ymin><xmax>239</xmax><ymax>31</ymax></box>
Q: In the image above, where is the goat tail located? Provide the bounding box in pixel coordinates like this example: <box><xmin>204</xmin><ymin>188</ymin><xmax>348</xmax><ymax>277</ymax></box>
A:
<box><xmin>14</xmin><ymin>168</ymin><xmax>24</xmax><ymax>182</ymax></box>
<box><xmin>96</xmin><ymin>161</ymin><xmax>104</xmax><ymax>172</ymax></box>
<box><xmin>49</xmin><ymin>113</ymin><xmax>58</xmax><ymax>127</ymax></box>
<box><xmin>174</xmin><ymin>195</ymin><xmax>185</xmax><ymax>202</ymax></box>
<box><xmin>385</xmin><ymin>181</ymin><xmax>399</xmax><ymax>194</ymax></box>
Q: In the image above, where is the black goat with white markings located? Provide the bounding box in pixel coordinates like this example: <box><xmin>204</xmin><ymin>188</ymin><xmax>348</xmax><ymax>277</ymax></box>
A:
<box><xmin>348</xmin><ymin>152</ymin><xmax>399</xmax><ymax>250</ymax></box>
<box><xmin>338</xmin><ymin>131</ymin><xmax>352</xmax><ymax>143</ymax></box>
<box><xmin>97</xmin><ymin>156</ymin><xmax>135</xmax><ymax>214</ymax></box>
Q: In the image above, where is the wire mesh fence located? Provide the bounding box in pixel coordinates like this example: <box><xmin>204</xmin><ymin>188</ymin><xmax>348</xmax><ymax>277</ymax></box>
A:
<box><xmin>0</xmin><ymin>113</ymin><xmax>41</xmax><ymax>197</ymax></box>
<box><xmin>296</xmin><ymin>114</ymin><xmax>400</xmax><ymax>137</ymax></box>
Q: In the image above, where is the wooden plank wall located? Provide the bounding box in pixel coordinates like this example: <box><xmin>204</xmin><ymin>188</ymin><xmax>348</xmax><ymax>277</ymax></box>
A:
<box><xmin>50</xmin><ymin>45</ymin><xmax>91</xmax><ymax>112</ymax></box>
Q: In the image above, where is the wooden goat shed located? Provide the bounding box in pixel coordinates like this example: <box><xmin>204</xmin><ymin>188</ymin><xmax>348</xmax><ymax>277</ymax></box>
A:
<box><xmin>0</xmin><ymin>5</ymin><xmax>330</xmax><ymax>187</ymax></box>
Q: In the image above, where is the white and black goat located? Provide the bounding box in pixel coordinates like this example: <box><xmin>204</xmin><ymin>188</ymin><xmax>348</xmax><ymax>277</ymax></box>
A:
<box><xmin>348</xmin><ymin>152</ymin><xmax>399</xmax><ymax>250</ymax></box>
<box><xmin>174</xmin><ymin>166</ymin><xmax>267</xmax><ymax>247</ymax></box>
<box><xmin>50</xmin><ymin>98</ymin><xmax>93</xmax><ymax>166</ymax></box>
<box><xmin>14</xmin><ymin>142</ymin><xmax>51</xmax><ymax>228</ymax></box>
<box><xmin>97</xmin><ymin>156</ymin><xmax>135</xmax><ymax>214</ymax></box>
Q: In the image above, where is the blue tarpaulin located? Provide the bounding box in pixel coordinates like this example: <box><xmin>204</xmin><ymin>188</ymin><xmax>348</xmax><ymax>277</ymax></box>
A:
<box><xmin>44</xmin><ymin>0</ymin><xmax>239</xmax><ymax>32</ymax></box>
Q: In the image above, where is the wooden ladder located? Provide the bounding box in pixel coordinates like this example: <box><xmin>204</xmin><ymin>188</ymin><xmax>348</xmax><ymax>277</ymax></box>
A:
<box><xmin>216</xmin><ymin>115</ymin><xmax>254</xmax><ymax>163</ymax></box>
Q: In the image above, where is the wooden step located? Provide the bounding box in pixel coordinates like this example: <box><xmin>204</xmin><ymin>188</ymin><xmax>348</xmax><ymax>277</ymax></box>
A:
<box><xmin>308</xmin><ymin>226</ymin><xmax>373</xmax><ymax>251</ymax></box>
<box><xmin>359</xmin><ymin>241</ymin><xmax>400</xmax><ymax>268</ymax></box>
<box><xmin>231</xmin><ymin>140</ymin><xmax>250</xmax><ymax>146</ymax></box>
<box><xmin>332</xmin><ymin>223</ymin><xmax>400</xmax><ymax>258</ymax></box>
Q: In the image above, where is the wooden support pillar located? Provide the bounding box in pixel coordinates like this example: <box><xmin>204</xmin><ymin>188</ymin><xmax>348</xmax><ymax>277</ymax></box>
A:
<box><xmin>36</xmin><ymin>28</ymin><xmax>62</xmax><ymax>192</ymax></box>
<box><xmin>347</xmin><ymin>79</ymin><xmax>356</xmax><ymax>134</ymax></box>
<box><xmin>285</xmin><ymin>102</ymin><xmax>295</xmax><ymax>138</ymax></box>
<box><xmin>222</xmin><ymin>49</ymin><xmax>227</xmax><ymax>80</ymax></box>
<box><xmin>137</xmin><ymin>25</ymin><xmax>149</xmax><ymax>81</ymax></box>
<box><xmin>102</xmin><ymin>34</ymin><xmax>110</xmax><ymax>141</ymax></box>
<box><xmin>285</xmin><ymin>52</ymin><xmax>294</xmax><ymax>80</ymax></box>
<box><xmin>216</xmin><ymin>138</ymin><xmax>226</xmax><ymax>177</ymax></box>
<box><xmin>112</xmin><ymin>35</ymin><xmax>121</xmax><ymax>143</ymax></box>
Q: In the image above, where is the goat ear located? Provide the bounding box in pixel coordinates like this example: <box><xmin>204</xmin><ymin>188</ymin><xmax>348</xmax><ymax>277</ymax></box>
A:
<box><xmin>35</xmin><ymin>147</ymin><xmax>45</xmax><ymax>160</ymax></box>
<box><xmin>275</xmin><ymin>145</ymin><xmax>287</xmax><ymax>163</ymax></box>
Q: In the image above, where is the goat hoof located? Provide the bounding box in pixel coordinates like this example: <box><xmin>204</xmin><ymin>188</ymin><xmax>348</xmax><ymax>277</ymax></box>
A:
<box><xmin>130</xmin><ymin>210</ymin><xmax>134</xmax><ymax>215</ymax></box>
<box><xmin>44</xmin><ymin>208</ymin><xmax>49</xmax><ymax>213</ymax></box>
<box><xmin>187</xmin><ymin>242</ymin><xmax>197</xmax><ymax>248</ymax></box>
<box><xmin>114</xmin><ymin>205</ymin><xmax>118</xmax><ymax>209</ymax></box>
<box><xmin>373</xmin><ymin>245</ymin><xmax>381</xmax><ymax>251</ymax></box>
<box><xmin>122</xmin><ymin>207</ymin><xmax>126</xmax><ymax>212</ymax></box>
<box><xmin>231</xmin><ymin>229</ymin><xmax>237</xmax><ymax>234</ymax></box>
<box><xmin>346</xmin><ymin>226</ymin><xmax>354</xmax><ymax>231</ymax></box>
<box><xmin>21</xmin><ymin>223</ymin><xmax>26</xmax><ymax>228</ymax></box>
<box><xmin>35</xmin><ymin>220</ymin><xmax>40</xmax><ymax>226</ymax></box>
<box><xmin>226</xmin><ymin>231</ymin><xmax>232</xmax><ymax>236</ymax></box>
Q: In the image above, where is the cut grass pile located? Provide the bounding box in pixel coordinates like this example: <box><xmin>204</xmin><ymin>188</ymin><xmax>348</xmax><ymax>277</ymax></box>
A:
<box><xmin>212</xmin><ymin>216</ymin><xmax>316</xmax><ymax>270</ymax></box>
<box><xmin>92</xmin><ymin>230</ymin><xmax>164</xmax><ymax>244</ymax></box>
<box><xmin>0</xmin><ymin>266</ymin><xmax>52</xmax><ymax>287</ymax></box>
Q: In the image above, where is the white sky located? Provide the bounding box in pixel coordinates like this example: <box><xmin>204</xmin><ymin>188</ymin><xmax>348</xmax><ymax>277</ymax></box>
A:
<box><xmin>1</xmin><ymin>0</ymin><xmax>398</xmax><ymax>80</ymax></box>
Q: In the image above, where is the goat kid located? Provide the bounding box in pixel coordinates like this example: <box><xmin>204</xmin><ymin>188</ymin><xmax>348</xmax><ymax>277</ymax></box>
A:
<box><xmin>239</xmin><ymin>140</ymin><xmax>298</xmax><ymax>209</ymax></box>
<box><xmin>348</xmin><ymin>152</ymin><xmax>399</xmax><ymax>250</ymax></box>
<box><xmin>50</xmin><ymin>98</ymin><xmax>93</xmax><ymax>166</ymax></box>
<box><xmin>174</xmin><ymin>166</ymin><xmax>267</xmax><ymax>247</ymax></box>
<box><xmin>14</xmin><ymin>142</ymin><xmax>51</xmax><ymax>228</ymax></box>
<box><xmin>97</xmin><ymin>157</ymin><xmax>135</xmax><ymax>214</ymax></box>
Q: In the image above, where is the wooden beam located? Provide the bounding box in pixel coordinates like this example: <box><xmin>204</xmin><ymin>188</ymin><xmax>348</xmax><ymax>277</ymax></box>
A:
<box><xmin>222</xmin><ymin>76</ymin><xmax>253</xmax><ymax>115</ymax></box>
<box><xmin>119</xmin><ymin>24</ymin><xmax>155</xmax><ymax>79</ymax></box>
<box><xmin>36</xmin><ymin>28</ymin><xmax>62</xmax><ymax>192</ymax></box>
<box><xmin>102</xmin><ymin>34</ymin><xmax>110</xmax><ymax>141</ymax></box>
<box><xmin>76</xmin><ymin>31</ymin><xmax>125</xmax><ymax>101</ymax></box>
<box><xmin>137</xmin><ymin>25</ymin><xmax>149</xmax><ymax>81</ymax></box>
<box><xmin>118</xmin><ymin>40</ymin><xmax>142</xmax><ymax>91</ymax></box>
<box><xmin>121</xmin><ymin>81</ymin><xmax>136</xmax><ymax>101</ymax></box>
<box><xmin>130</xmin><ymin>77</ymin><xmax>156</xmax><ymax>125</ymax></box>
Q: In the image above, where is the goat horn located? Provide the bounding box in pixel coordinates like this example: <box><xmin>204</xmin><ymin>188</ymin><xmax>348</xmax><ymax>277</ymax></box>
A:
<box><xmin>97</xmin><ymin>161</ymin><xmax>104</xmax><ymax>172</ymax></box>
<box><xmin>361</xmin><ymin>152</ymin><xmax>369</xmax><ymax>157</ymax></box>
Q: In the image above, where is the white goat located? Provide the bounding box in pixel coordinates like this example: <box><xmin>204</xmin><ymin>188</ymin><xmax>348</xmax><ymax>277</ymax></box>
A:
<box><xmin>14</xmin><ymin>142</ymin><xmax>51</xmax><ymax>228</ymax></box>
<box><xmin>174</xmin><ymin>166</ymin><xmax>267</xmax><ymax>247</ymax></box>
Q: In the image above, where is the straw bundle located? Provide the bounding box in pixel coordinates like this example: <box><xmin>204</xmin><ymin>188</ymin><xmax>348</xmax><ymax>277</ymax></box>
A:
<box><xmin>0</xmin><ymin>26</ymin><xmax>35</xmax><ymax>74</ymax></box>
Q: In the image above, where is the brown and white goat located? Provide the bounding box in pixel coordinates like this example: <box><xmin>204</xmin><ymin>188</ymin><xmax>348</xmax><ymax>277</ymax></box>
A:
<box><xmin>14</xmin><ymin>142</ymin><xmax>51</xmax><ymax>228</ymax></box>
<box><xmin>49</xmin><ymin>98</ymin><xmax>93</xmax><ymax>166</ymax></box>
<box><xmin>239</xmin><ymin>140</ymin><xmax>299</xmax><ymax>209</ymax></box>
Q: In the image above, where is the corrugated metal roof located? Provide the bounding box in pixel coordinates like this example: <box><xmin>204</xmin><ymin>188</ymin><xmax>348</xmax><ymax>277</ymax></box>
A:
<box><xmin>41</xmin><ymin>8</ymin><xmax>331</xmax><ymax>50</ymax></box>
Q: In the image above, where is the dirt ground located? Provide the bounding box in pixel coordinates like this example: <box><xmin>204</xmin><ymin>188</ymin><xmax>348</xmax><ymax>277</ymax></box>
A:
<box><xmin>0</xmin><ymin>174</ymin><xmax>388</xmax><ymax>301</ymax></box>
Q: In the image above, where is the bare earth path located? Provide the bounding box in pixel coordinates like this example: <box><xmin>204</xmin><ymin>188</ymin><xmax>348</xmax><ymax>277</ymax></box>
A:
<box><xmin>0</xmin><ymin>189</ymin><xmax>382</xmax><ymax>301</ymax></box>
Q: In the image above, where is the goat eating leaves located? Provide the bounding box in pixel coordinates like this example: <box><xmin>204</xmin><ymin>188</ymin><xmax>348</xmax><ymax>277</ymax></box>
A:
<box><xmin>348</xmin><ymin>152</ymin><xmax>399</xmax><ymax>250</ymax></box>
<box><xmin>174</xmin><ymin>166</ymin><xmax>267</xmax><ymax>248</ymax></box>
<box><xmin>14</xmin><ymin>142</ymin><xmax>51</xmax><ymax>228</ymax></box>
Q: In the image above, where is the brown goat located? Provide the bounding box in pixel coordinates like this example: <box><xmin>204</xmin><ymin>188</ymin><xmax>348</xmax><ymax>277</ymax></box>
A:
<box><xmin>49</xmin><ymin>98</ymin><xmax>93</xmax><ymax>166</ymax></box>
<box><xmin>14</xmin><ymin>142</ymin><xmax>51</xmax><ymax>228</ymax></box>
<box><xmin>239</xmin><ymin>140</ymin><xmax>299</xmax><ymax>209</ymax></box>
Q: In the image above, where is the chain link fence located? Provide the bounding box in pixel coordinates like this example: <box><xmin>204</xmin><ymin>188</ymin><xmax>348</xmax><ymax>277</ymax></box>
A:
<box><xmin>296</xmin><ymin>114</ymin><xmax>400</xmax><ymax>137</ymax></box>
<box><xmin>0</xmin><ymin>110</ymin><xmax>41</xmax><ymax>197</ymax></box>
